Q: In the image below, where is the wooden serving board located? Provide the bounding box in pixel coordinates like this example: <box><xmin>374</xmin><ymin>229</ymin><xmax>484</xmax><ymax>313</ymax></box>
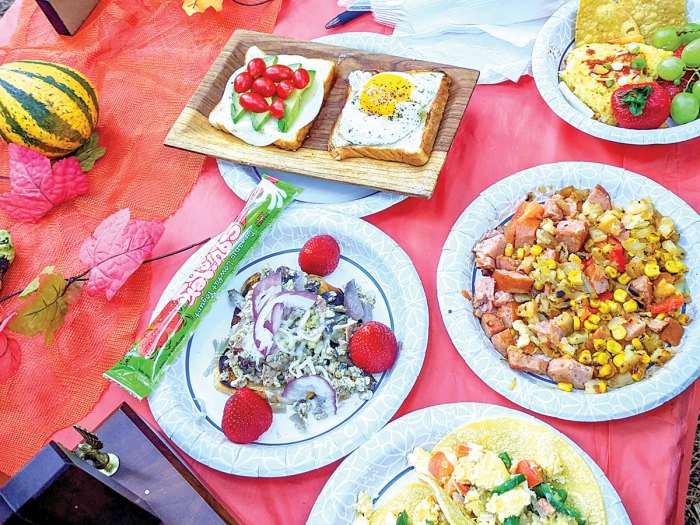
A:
<box><xmin>165</xmin><ymin>30</ymin><xmax>479</xmax><ymax>199</ymax></box>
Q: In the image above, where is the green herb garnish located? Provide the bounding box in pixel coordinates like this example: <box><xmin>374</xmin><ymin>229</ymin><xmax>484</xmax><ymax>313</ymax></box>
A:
<box><xmin>396</xmin><ymin>510</ymin><xmax>408</xmax><ymax>525</ymax></box>
<box><xmin>631</xmin><ymin>57</ymin><xmax>647</xmax><ymax>70</ymax></box>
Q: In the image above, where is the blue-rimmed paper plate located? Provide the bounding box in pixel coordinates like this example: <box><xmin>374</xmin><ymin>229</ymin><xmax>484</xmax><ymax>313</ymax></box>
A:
<box><xmin>216</xmin><ymin>33</ymin><xmax>425</xmax><ymax>217</ymax></box>
<box><xmin>437</xmin><ymin>162</ymin><xmax>700</xmax><ymax>421</ymax></box>
<box><xmin>149</xmin><ymin>207</ymin><xmax>428</xmax><ymax>476</ymax></box>
<box><xmin>532</xmin><ymin>0</ymin><xmax>700</xmax><ymax>145</ymax></box>
<box><xmin>307</xmin><ymin>402</ymin><xmax>631</xmax><ymax>524</ymax></box>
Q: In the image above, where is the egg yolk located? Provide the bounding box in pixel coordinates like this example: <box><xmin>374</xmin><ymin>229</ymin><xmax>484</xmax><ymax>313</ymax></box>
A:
<box><xmin>359</xmin><ymin>73</ymin><xmax>415</xmax><ymax>116</ymax></box>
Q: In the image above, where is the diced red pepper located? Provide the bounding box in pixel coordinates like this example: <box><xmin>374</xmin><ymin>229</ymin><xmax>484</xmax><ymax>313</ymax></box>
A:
<box><xmin>457</xmin><ymin>444</ymin><xmax>470</xmax><ymax>457</ymax></box>
<box><xmin>515</xmin><ymin>459</ymin><xmax>544</xmax><ymax>488</ymax></box>
<box><xmin>429</xmin><ymin>451</ymin><xmax>454</xmax><ymax>482</ymax></box>
<box><xmin>649</xmin><ymin>294</ymin><xmax>684</xmax><ymax>315</ymax></box>
<box><xmin>607</xmin><ymin>238</ymin><xmax>627</xmax><ymax>273</ymax></box>
<box><xmin>454</xmin><ymin>481</ymin><xmax>469</xmax><ymax>495</ymax></box>
<box><xmin>598</xmin><ymin>291</ymin><xmax>613</xmax><ymax>301</ymax></box>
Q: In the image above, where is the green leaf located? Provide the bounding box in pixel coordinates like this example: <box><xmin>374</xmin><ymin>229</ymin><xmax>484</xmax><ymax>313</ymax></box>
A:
<box><xmin>20</xmin><ymin>266</ymin><xmax>56</xmax><ymax>297</ymax></box>
<box><xmin>9</xmin><ymin>270</ymin><xmax>82</xmax><ymax>344</ymax></box>
<box><xmin>74</xmin><ymin>132</ymin><xmax>106</xmax><ymax>172</ymax></box>
<box><xmin>620</xmin><ymin>86</ymin><xmax>653</xmax><ymax>116</ymax></box>
<box><xmin>396</xmin><ymin>510</ymin><xmax>408</xmax><ymax>525</ymax></box>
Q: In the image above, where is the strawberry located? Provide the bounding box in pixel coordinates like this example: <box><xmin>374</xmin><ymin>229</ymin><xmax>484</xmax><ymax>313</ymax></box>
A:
<box><xmin>349</xmin><ymin>321</ymin><xmax>398</xmax><ymax>373</ymax></box>
<box><xmin>611</xmin><ymin>82</ymin><xmax>670</xmax><ymax>129</ymax></box>
<box><xmin>221</xmin><ymin>387</ymin><xmax>273</xmax><ymax>444</ymax></box>
<box><xmin>298</xmin><ymin>235</ymin><xmax>340</xmax><ymax>276</ymax></box>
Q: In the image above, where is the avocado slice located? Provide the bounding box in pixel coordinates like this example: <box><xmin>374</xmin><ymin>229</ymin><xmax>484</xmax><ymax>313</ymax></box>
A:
<box><xmin>277</xmin><ymin>70</ymin><xmax>316</xmax><ymax>133</ymax></box>
<box><xmin>262</xmin><ymin>55</ymin><xmax>279</xmax><ymax>66</ymax></box>
<box><xmin>231</xmin><ymin>93</ymin><xmax>245</xmax><ymax>123</ymax></box>
<box><xmin>251</xmin><ymin>110</ymin><xmax>271</xmax><ymax>131</ymax></box>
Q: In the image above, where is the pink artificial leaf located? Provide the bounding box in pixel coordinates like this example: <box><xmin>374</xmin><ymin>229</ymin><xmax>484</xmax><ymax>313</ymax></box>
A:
<box><xmin>0</xmin><ymin>144</ymin><xmax>88</xmax><ymax>223</ymax></box>
<box><xmin>80</xmin><ymin>209</ymin><xmax>165</xmax><ymax>300</ymax></box>
<box><xmin>0</xmin><ymin>313</ymin><xmax>20</xmax><ymax>383</ymax></box>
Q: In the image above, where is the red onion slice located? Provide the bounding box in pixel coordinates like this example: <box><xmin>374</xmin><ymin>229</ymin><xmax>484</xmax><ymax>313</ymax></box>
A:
<box><xmin>254</xmin><ymin>291</ymin><xmax>317</xmax><ymax>356</ymax></box>
<box><xmin>282</xmin><ymin>375</ymin><xmax>337</xmax><ymax>415</ymax></box>
<box><xmin>343</xmin><ymin>279</ymin><xmax>364</xmax><ymax>321</ymax></box>
<box><xmin>252</xmin><ymin>270</ymin><xmax>282</xmax><ymax>319</ymax></box>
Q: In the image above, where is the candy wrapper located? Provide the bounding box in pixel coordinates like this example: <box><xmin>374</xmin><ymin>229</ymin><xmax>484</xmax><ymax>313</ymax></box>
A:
<box><xmin>105</xmin><ymin>175</ymin><xmax>302</xmax><ymax>399</ymax></box>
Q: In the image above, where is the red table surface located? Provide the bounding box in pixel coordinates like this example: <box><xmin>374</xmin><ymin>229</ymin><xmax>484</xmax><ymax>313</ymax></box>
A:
<box><xmin>3</xmin><ymin>1</ymin><xmax>700</xmax><ymax>524</ymax></box>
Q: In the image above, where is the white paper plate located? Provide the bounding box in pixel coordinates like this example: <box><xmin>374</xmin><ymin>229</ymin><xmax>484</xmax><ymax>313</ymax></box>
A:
<box><xmin>148</xmin><ymin>207</ymin><xmax>428</xmax><ymax>476</ymax></box>
<box><xmin>217</xmin><ymin>33</ymin><xmax>427</xmax><ymax>217</ymax></box>
<box><xmin>307</xmin><ymin>402</ymin><xmax>631</xmax><ymax>524</ymax></box>
<box><xmin>437</xmin><ymin>162</ymin><xmax>700</xmax><ymax>421</ymax></box>
<box><xmin>532</xmin><ymin>0</ymin><xmax>700</xmax><ymax>144</ymax></box>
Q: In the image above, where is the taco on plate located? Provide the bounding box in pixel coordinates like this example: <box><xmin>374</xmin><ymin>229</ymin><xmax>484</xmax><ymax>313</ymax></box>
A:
<box><xmin>408</xmin><ymin>418</ymin><xmax>607</xmax><ymax>525</ymax></box>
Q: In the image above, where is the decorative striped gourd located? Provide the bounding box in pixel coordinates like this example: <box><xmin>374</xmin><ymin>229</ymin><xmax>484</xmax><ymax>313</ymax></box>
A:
<box><xmin>0</xmin><ymin>60</ymin><xmax>99</xmax><ymax>158</ymax></box>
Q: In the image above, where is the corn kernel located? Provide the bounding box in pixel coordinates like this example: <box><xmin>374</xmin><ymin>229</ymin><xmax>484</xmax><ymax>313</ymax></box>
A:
<box><xmin>617</xmin><ymin>272</ymin><xmax>631</xmax><ymax>285</ymax></box>
<box><xmin>556</xmin><ymin>269</ymin><xmax>566</xmax><ymax>281</ymax></box>
<box><xmin>648</xmin><ymin>233</ymin><xmax>660</xmax><ymax>243</ymax></box>
<box><xmin>578</xmin><ymin>350</ymin><xmax>592</xmax><ymax>364</ymax></box>
<box><xmin>623</xmin><ymin>300</ymin><xmax>638</xmax><ymax>313</ymax></box>
<box><xmin>594</xmin><ymin>351</ymin><xmax>611</xmax><ymax>365</ymax></box>
<box><xmin>598</xmin><ymin>302</ymin><xmax>610</xmax><ymax>314</ymax></box>
<box><xmin>598</xmin><ymin>364</ymin><xmax>613</xmax><ymax>377</ymax></box>
<box><xmin>545</xmin><ymin>259</ymin><xmax>557</xmax><ymax>270</ymax></box>
<box><xmin>640</xmin><ymin>353</ymin><xmax>651</xmax><ymax>364</ymax></box>
<box><xmin>568</xmin><ymin>254</ymin><xmax>582</xmax><ymax>264</ymax></box>
<box><xmin>557</xmin><ymin>382</ymin><xmax>573</xmax><ymax>392</ymax></box>
<box><xmin>504</xmin><ymin>243</ymin><xmax>514</xmax><ymax>257</ymax></box>
<box><xmin>631</xmin><ymin>338</ymin><xmax>643</xmax><ymax>350</ymax></box>
<box><xmin>644</xmin><ymin>263</ymin><xmax>660</xmax><ymax>279</ymax></box>
<box><xmin>573</xmin><ymin>316</ymin><xmax>581</xmax><ymax>331</ymax></box>
<box><xmin>613</xmin><ymin>289</ymin><xmax>628</xmax><ymax>303</ymax></box>
<box><xmin>602</xmin><ymin>244</ymin><xmax>613</xmax><ymax>254</ymax></box>
<box><xmin>570</xmin><ymin>299</ymin><xmax>577</xmax><ymax>309</ymax></box>
<box><xmin>607</xmin><ymin>300</ymin><xmax>620</xmax><ymax>313</ymax></box>
<box><xmin>593</xmin><ymin>339</ymin><xmax>606</xmax><ymax>351</ymax></box>
<box><xmin>568</xmin><ymin>270</ymin><xmax>583</xmax><ymax>286</ymax></box>
<box><xmin>584</xmin><ymin>320</ymin><xmax>598</xmax><ymax>331</ymax></box>
<box><xmin>530</xmin><ymin>245</ymin><xmax>543</xmax><ymax>256</ymax></box>
<box><xmin>607</xmin><ymin>340</ymin><xmax>623</xmax><ymax>354</ymax></box>
<box><xmin>611</xmin><ymin>325</ymin><xmax>627</xmax><ymax>341</ymax></box>
<box><xmin>665</xmin><ymin>260</ymin><xmax>683</xmax><ymax>274</ymax></box>
<box><xmin>516</xmin><ymin>247</ymin><xmax>525</xmax><ymax>259</ymax></box>
<box><xmin>588</xmin><ymin>314</ymin><xmax>601</xmax><ymax>324</ymax></box>
<box><xmin>534</xmin><ymin>281</ymin><xmax>544</xmax><ymax>291</ymax></box>
<box><xmin>631</xmin><ymin>370</ymin><xmax>646</xmax><ymax>382</ymax></box>
<box><xmin>656</xmin><ymin>313</ymin><xmax>666</xmax><ymax>320</ymax></box>
<box><xmin>596</xmin><ymin>381</ymin><xmax>608</xmax><ymax>394</ymax></box>
<box><xmin>678</xmin><ymin>313</ymin><xmax>690</xmax><ymax>326</ymax></box>
<box><xmin>605</xmin><ymin>266</ymin><xmax>619</xmax><ymax>279</ymax></box>
<box><xmin>612</xmin><ymin>353</ymin><xmax>625</xmax><ymax>367</ymax></box>
<box><xmin>589</xmin><ymin>298</ymin><xmax>601</xmax><ymax>308</ymax></box>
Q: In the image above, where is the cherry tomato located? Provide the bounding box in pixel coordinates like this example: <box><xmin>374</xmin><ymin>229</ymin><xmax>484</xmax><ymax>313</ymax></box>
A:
<box><xmin>276</xmin><ymin>80</ymin><xmax>295</xmax><ymax>99</ymax></box>
<box><xmin>246</xmin><ymin>58</ymin><xmax>266</xmax><ymax>79</ymax></box>
<box><xmin>251</xmin><ymin>76</ymin><xmax>276</xmax><ymax>97</ymax></box>
<box><xmin>269</xmin><ymin>97</ymin><xmax>285</xmax><ymax>119</ymax></box>
<box><xmin>233</xmin><ymin>72</ymin><xmax>253</xmax><ymax>94</ymax></box>
<box><xmin>264</xmin><ymin>64</ymin><xmax>294</xmax><ymax>82</ymax></box>
<box><xmin>428</xmin><ymin>451</ymin><xmax>454</xmax><ymax>483</ymax></box>
<box><xmin>293</xmin><ymin>68</ymin><xmax>310</xmax><ymax>89</ymax></box>
<box><xmin>239</xmin><ymin>92</ymin><xmax>269</xmax><ymax>113</ymax></box>
<box><xmin>515</xmin><ymin>460</ymin><xmax>543</xmax><ymax>488</ymax></box>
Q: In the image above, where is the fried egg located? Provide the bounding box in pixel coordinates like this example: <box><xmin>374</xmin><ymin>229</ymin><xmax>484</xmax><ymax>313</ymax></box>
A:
<box><xmin>336</xmin><ymin>71</ymin><xmax>442</xmax><ymax>147</ymax></box>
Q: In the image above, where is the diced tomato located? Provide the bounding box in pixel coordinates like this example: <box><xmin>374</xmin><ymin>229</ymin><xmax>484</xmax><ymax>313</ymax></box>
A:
<box><xmin>515</xmin><ymin>459</ymin><xmax>543</xmax><ymax>488</ymax></box>
<box><xmin>598</xmin><ymin>291</ymin><xmax>613</xmax><ymax>301</ymax></box>
<box><xmin>583</xmin><ymin>257</ymin><xmax>594</xmax><ymax>269</ymax></box>
<box><xmin>607</xmin><ymin>238</ymin><xmax>627</xmax><ymax>273</ymax></box>
<box><xmin>649</xmin><ymin>294</ymin><xmax>684</xmax><ymax>315</ymax></box>
<box><xmin>457</xmin><ymin>444</ymin><xmax>470</xmax><ymax>457</ymax></box>
<box><xmin>429</xmin><ymin>452</ymin><xmax>454</xmax><ymax>482</ymax></box>
<box><xmin>454</xmin><ymin>481</ymin><xmax>469</xmax><ymax>495</ymax></box>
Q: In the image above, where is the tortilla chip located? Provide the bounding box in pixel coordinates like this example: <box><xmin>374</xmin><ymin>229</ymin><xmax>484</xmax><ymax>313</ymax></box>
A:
<box><xmin>431</xmin><ymin>417</ymin><xmax>607</xmax><ymax>525</ymax></box>
<box><xmin>619</xmin><ymin>0</ymin><xmax>688</xmax><ymax>43</ymax></box>
<box><xmin>575</xmin><ymin>0</ymin><xmax>642</xmax><ymax>47</ymax></box>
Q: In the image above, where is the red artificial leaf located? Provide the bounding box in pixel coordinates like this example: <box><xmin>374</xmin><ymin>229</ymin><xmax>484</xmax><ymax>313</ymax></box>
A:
<box><xmin>8</xmin><ymin>271</ymin><xmax>82</xmax><ymax>344</ymax></box>
<box><xmin>0</xmin><ymin>313</ymin><xmax>20</xmax><ymax>383</ymax></box>
<box><xmin>80</xmin><ymin>209</ymin><xmax>164</xmax><ymax>300</ymax></box>
<box><xmin>0</xmin><ymin>144</ymin><xmax>88</xmax><ymax>223</ymax></box>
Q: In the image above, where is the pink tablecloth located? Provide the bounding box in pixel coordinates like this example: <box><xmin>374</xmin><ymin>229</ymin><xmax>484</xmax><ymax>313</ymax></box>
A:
<box><xmin>3</xmin><ymin>1</ymin><xmax>700</xmax><ymax>523</ymax></box>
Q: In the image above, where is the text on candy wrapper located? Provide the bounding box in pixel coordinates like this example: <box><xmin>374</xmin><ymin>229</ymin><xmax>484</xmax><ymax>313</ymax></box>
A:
<box><xmin>174</xmin><ymin>222</ymin><xmax>243</xmax><ymax>307</ymax></box>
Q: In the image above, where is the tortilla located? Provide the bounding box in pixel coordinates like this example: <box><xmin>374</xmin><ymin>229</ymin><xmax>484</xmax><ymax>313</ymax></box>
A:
<box><xmin>429</xmin><ymin>417</ymin><xmax>607</xmax><ymax>525</ymax></box>
<box><xmin>575</xmin><ymin>0</ymin><xmax>641</xmax><ymax>47</ymax></box>
<box><xmin>367</xmin><ymin>482</ymin><xmax>453</xmax><ymax>525</ymax></box>
<box><xmin>619</xmin><ymin>0</ymin><xmax>687</xmax><ymax>43</ymax></box>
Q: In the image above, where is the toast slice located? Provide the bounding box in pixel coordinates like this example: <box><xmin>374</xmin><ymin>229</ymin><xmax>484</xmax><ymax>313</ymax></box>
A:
<box><xmin>328</xmin><ymin>70</ymin><xmax>451</xmax><ymax>166</ymax></box>
<box><xmin>209</xmin><ymin>46</ymin><xmax>337</xmax><ymax>151</ymax></box>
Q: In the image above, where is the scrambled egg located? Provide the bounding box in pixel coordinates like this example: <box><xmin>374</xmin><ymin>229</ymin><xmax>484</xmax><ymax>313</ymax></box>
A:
<box><xmin>560</xmin><ymin>42</ymin><xmax>671</xmax><ymax>124</ymax></box>
<box><xmin>485</xmin><ymin>485</ymin><xmax>531</xmax><ymax>522</ymax></box>
<box><xmin>457</xmin><ymin>450</ymin><xmax>510</xmax><ymax>490</ymax></box>
<box><xmin>412</xmin><ymin>496</ymin><xmax>441</xmax><ymax>525</ymax></box>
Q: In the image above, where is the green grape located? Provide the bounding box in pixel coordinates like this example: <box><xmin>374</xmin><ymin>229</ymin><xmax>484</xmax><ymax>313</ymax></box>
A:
<box><xmin>682</xmin><ymin>39</ymin><xmax>700</xmax><ymax>67</ymax></box>
<box><xmin>657</xmin><ymin>56</ymin><xmax>686</xmax><ymax>80</ymax></box>
<box><xmin>679</xmin><ymin>23</ymin><xmax>700</xmax><ymax>45</ymax></box>
<box><xmin>652</xmin><ymin>27</ymin><xmax>681</xmax><ymax>51</ymax></box>
<box><xmin>671</xmin><ymin>92</ymin><xmax>700</xmax><ymax>124</ymax></box>
<box><xmin>692</xmin><ymin>82</ymin><xmax>700</xmax><ymax>105</ymax></box>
